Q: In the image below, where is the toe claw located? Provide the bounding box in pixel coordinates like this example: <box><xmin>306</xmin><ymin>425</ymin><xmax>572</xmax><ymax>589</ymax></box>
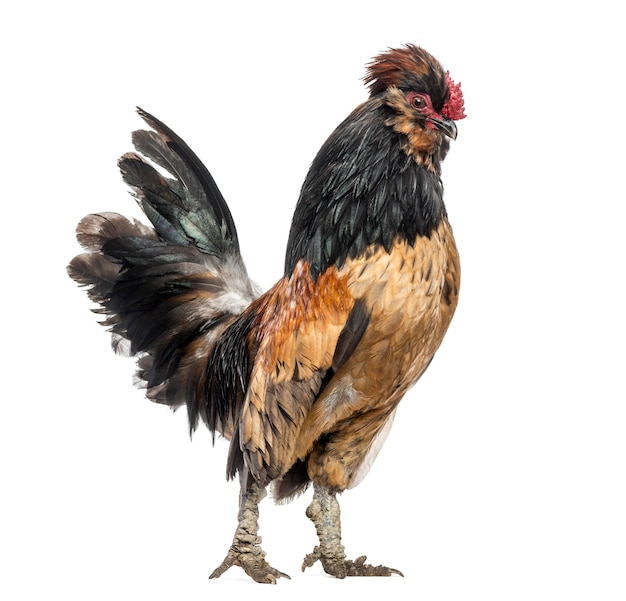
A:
<box><xmin>344</xmin><ymin>555</ymin><xmax>404</xmax><ymax>577</ymax></box>
<box><xmin>301</xmin><ymin>547</ymin><xmax>321</xmax><ymax>572</ymax></box>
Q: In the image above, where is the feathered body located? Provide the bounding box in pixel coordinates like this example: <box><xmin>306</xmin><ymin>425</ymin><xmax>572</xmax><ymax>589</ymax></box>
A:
<box><xmin>68</xmin><ymin>44</ymin><xmax>465</xmax><ymax>582</ymax></box>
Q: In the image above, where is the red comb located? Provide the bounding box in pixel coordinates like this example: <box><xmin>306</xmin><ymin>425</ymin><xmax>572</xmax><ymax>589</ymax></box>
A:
<box><xmin>442</xmin><ymin>71</ymin><xmax>466</xmax><ymax>120</ymax></box>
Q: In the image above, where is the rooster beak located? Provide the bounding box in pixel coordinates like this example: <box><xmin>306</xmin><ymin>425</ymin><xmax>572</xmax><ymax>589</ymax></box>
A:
<box><xmin>430</xmin><ymin>116</ymin><xmax>458</xmax><ymax>140</ymax></box>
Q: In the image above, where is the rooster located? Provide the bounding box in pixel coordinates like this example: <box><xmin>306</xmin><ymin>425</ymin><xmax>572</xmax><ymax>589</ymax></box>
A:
<box><xmin>68</xmin><ymin>44</ymin><xmax>465</xmax><ymax>583</ymax></box>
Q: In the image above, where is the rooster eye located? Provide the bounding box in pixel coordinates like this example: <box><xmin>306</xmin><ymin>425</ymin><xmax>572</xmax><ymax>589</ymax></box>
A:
<box><xmin>407</xmin><ymin>92</ymin><xmax>432</xmax><ymax>113</ymax></box>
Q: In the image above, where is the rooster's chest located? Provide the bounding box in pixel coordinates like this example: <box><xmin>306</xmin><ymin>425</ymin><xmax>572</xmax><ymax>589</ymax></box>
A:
<box><xmin>344</xmin><ymin>218</ymin><xmax>459</xmax><ymax>399</ymax></box>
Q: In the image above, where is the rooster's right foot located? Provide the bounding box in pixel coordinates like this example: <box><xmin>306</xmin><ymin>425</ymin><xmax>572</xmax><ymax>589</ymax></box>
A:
<box><xmin>210</xmin><ymin>478</ymin><xmax>289</xmax><ymax>583</ymax></box>
<box><xmin>210</xmin><ymin>542</ymin><xmax>289</xmax><ymax>583</ymax></box>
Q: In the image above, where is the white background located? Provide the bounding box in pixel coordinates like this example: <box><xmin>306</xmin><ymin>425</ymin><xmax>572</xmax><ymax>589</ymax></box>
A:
<box><xmin>2</xmin><ymin>1</ymin><xmax>624</xmax><ymax>599</ymax></box>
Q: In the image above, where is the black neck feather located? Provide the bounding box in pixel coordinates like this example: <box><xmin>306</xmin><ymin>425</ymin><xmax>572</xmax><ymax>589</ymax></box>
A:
<box><xmin>285</xmin><ymin>99</ymin><xmax>446</xmax><ymax>279</ymax></box>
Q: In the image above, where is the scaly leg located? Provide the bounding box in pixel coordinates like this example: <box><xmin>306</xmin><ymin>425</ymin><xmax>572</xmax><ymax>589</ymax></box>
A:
<box><xmin>210</xmin><ymin>474</ymin><xmax>289</xmax><ymax>583</ymax></box>
<box><xmin>302</xmin><ymin>483</ymin><xmax>403</xmax><ymax>578</ymax></box>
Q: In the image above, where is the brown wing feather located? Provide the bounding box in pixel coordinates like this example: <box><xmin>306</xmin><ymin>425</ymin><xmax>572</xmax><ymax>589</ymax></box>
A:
<box><xmin>237</xmin><ymin>262</ymin><xmax>357</xmax><ymax>484</ymax></box>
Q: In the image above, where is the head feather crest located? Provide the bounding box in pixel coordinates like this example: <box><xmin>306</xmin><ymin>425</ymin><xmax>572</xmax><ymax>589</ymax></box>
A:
<box><xmin>364</xmin><ymin>44</ymin><xmax>435</xmax><ymax>96</ymax></box>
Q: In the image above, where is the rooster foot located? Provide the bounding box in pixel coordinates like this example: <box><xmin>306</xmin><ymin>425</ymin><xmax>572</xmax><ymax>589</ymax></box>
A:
<box><xmin>302</xmin><ymin>546</ymin><xmax>403</xmax><ymax>578</ymax></box>
<box><xmin>210</xmin><ymin>541</ymin><xmax>290</xmax><ymax>584</ymax></box>
<box><xmin>210</xmin><ymin>477</ymin><xmax>289</xmax><ymax>583</ymax></box>
<box><xmin>303</xmin><ymin>484</ymin><xmax>403</xmax><ymax>578</ymax></box>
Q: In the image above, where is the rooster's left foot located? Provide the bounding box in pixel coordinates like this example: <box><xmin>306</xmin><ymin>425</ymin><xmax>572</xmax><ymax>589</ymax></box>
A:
<box><xmin>302</xmin><ymin>546</ymin><xmax>403</xmax><ymax>578</ymax></box>
<box><xmin>303</xmin><ymin>484</ymin><xmax>403</xmax><ymax>578</ymax></box>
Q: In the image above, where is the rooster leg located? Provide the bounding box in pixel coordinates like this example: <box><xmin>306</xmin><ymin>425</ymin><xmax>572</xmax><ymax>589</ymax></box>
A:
<box><xmin>302</xmin><ymin>483</ymin><xmax>403</xmax><ymax>578</ymax></box>
<box><xmin>210</xmin><ymin>474</ymin><xmax>290</xmax><ymax>583</ymax></box>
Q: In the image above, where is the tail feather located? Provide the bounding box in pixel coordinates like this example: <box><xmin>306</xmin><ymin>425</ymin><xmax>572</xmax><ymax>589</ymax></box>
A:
<box><xmin>75</xmin><ymin>211</ymin><xmax>158</xmax><ymax>252</ymax></box>
<box><xmin>68</xmin><ymin>212</ymin><xmax>154</xmax><ymax>303</ymax></box>
<box><xmin>67</xmin><ymin>111</ymin><xmax>261</xmax><ymax>437</ymax></box>
<box><xmin>68</xmin><ymin>252</ymin><xmax>119</xmax><ymax>304</ymax></box>
<box><xmin>120</xmin><ymin>107</ymin><xmax>240</xmax><ymax>256</ymax></box>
